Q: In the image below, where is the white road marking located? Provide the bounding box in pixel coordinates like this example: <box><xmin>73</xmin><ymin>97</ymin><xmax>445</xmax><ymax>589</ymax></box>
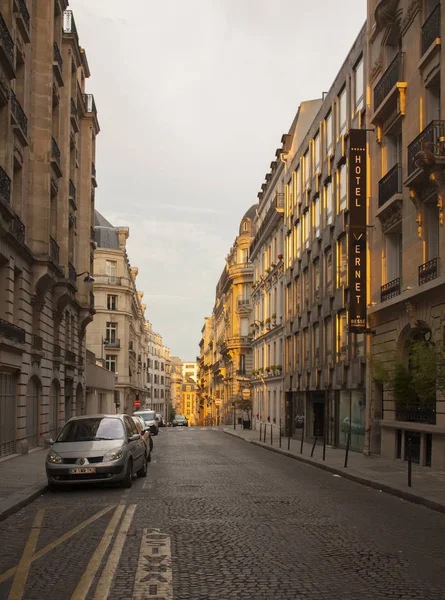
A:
<box><xmin>132</xmin><ymin>528</ymin><xmax>173</xmax><ymax>600</ymax></box>
<box><xmin>93</xmin><ymin>505</ymin><xmax>137</xmax><ymax>600</ymax></box>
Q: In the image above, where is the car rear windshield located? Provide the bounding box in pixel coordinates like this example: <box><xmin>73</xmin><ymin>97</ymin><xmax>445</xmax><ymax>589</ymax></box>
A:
<box><xmin>135</xmin><ymin>411</ymin><xmax>155</xmax><ymax>421</ymax></box>
<box><xmin>56</xmin><ymin>418</ymin><xmax>125</xmax><ymax>442</ymax></box>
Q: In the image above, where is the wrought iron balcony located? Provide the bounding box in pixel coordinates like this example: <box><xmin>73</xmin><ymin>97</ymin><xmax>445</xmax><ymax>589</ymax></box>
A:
<box><xmin>10</xmin><ymin>215</ymin><xmax>25</xmax><ymax>244</ymax></box>
<box><xmin>0</xmin><ymin>13</ymin><xmax>14</xmax><ymax>77</ymax></box>
<box><xmin>105</xmin><ymin>338</ymin><xmax>120</xmax><ymax>349</ymax></box>
<box><xmin>374</xmin><ymin>53</ymin><xmax>404</xmax><ymax>111</ymax></box>
<box><xmin>380</xmin><ymin>277</ymin><xmax>401</xmax><ymax>302</ymax></box>
<box><xmin>237</xmin><ymin>298</ymin><xmax>250</xmax><ymax>308</ymax></box>
<box><xmin>32</xmin><ymin>334</ymin><xmax>43</xmax><ymax>350</ymax></box>
<box><xmin>0</xmin><ymin>317</ymin><xmax>25</xmax><ymax>344</ymax></box>
<box><xmin>65</xmin><ymin>349</ymin><xmax>76</xmax><ymax>363</ymax></box>
<box><xmin>52</xmin><ymin>41</ymin><xmax>62</xmax><ymax>72</ymax></box>
<box><xmin>422</xmin><ymin>4</ymin><xmax>440</xmax><ymax>56</ymax></box>
<box><xmin>396</xmin><ymin>406</ymin><xmax>436</xmax><ymax>425</ymax></box>
<box><xmin>69</xmin><ymin>179</ymin><xmax>76</xmax><ymax>202</ymax></box>
<box><xmin>419</xmin><ymin>257</ymin><xmax>438</xmax><ymax>285</ymax></box>
<box><xmin>49</xmin><ymin>236</ymin><xmax>59</xmax><ymax>263</ymax></box>
<box><xmin>0</xmin><ymin>165</ymin><xmax>11</xmax><ymax>204</ymax></box>
<box><xmin>378</xmin><ymin>164</ymin><xmax>401</xmax><ymax>207</ymax></box>
<box><xmin>407</xmin><ymin>120</ymin><xmax>445</xmax><ymax>176</ymax></box>
<box><xmin>11</xmin><ymin>90</ymin><xmax>28</xmax><ymax>140</ymax></box>
<box><xmin>51</xmin><ymin>137</ymin><xmax>62</xmax><ymax>176</ymax></box>
<box><xmin>68</xmin><ymin>261</ymin><xmax>76</xmax><ymax>284</ymax></box>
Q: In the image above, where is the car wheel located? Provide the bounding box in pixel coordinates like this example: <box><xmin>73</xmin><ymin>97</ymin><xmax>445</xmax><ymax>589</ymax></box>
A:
<box><xmin>121</xmin><ymin>459</ymin><xmax>133</xmax><ymax>488</ymax></box>
<box><xmin>137</xmin><ymin>455</ymin><xmax>148</xmax><ymax>478</ymax></box>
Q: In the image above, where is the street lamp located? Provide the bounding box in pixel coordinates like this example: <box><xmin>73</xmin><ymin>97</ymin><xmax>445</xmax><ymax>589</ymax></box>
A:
<box><xmin>76</xmin><ymin>271</ymin><xmax>95</xmax><ymax>283</ymax></box>
<box><xmin>101</xmin><ymin>336</ymin><xmax>110</xmax><ymax>360</ymax></box>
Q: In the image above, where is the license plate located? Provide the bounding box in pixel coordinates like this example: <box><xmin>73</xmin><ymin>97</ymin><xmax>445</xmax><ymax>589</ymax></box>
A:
<box><xmin>69</xmin><ymin>467</ymin><xmax>96</xmax><ymax>474</ymax></box>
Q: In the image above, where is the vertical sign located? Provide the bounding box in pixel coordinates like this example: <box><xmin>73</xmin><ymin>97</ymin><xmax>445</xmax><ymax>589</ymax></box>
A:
<box><xmin>348</xmin><ymin>129</ymin><xmax>367</xmax><ymax>333</ymax></box>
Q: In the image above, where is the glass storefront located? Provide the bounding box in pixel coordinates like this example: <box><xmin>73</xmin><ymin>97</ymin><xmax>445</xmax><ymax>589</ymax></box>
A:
<box><xmin>338</xmin><ymin>390</ymin><xmax>366</xmax><ymax>450</ymax></box>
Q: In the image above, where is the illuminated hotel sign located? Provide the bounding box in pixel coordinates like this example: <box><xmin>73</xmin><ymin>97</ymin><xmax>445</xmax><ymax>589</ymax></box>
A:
<box><xmin>348</xmin><ymin>129</ymin><xmax>367</xmax><ymax>333</ymax></box>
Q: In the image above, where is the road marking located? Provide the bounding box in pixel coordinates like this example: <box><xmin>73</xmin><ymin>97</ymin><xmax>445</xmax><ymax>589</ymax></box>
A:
<box><xmin>0</xmin><ymin>505</ymin><xmax>116</xmax><ymax>585</ymax></box>
<box><xmin>8</xmin><ymin>509</ymin><xmax>45</xmax><ymax>600</ymax></box>
<box><xmin>71</xmin><ymin>505</ymin><xmax>125</xmax><ymax>600</ymax></box>
<box><xmin>132</xmin><ymin>528</ymin><xmax>173</xmax><ymax>600</ymax></box>
<box><xmin>93</xmin><ymin>504</ymin><xmax>137</xmax><ymax>600</ymax></box>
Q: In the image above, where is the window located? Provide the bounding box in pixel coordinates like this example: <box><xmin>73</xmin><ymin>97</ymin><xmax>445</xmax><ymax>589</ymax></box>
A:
<box><xmin>338</xmin><ymin>163</ymin><xmax>347</xmax><ymax>212</ymax></box>
<box><xmin>325</xmin><ymin>318</ymin><xmax>332</xmax><ymax>362</ymax></box>
<box><xmin>186</xmin><ymin>385</ymin><xmax>191</xmax><ymax>391</ymax></box>
<box><xmin>337</xmin><ymin>236</ymin><xmax>347</xmax><ymax>287</ymax></box>
<box><xmin>313</xmin><ymin>258</ymin><xmax>321</xmax><ymax>301</ymax></box>
<box><xmin>295</xmin><ymin>276</ymin><xmax>301</xmax><ymax>314</ymax></box>
<box><xmin>336</xmin><ymin>312</ymin><xmax>347</xmax><ymax>361</ymax></box>
<box><xmin>106</xmin><ymin>322</ymin><xmax>117</xmax><ymax>343</ymax></box>
<box><xmin>295</xmin><ymin>167</ymin><xmax>301</xmax><ymax>207</ymax></box>
<box><xmin>187</xmin><ymin>394</ymin><xmax>190</xmax><ymax>400</ymax></box>
<box><xmin>161</xmin><ymin>390</ymin><xmax>164</xmax><ymax>398</ymax></box>
<box><xmin>161</xmin><ymin>376</ymin><xmax>164</xmax><ymax>385</ymax></box>
<box><xmin>161</xmin><ymin>362</ymin><xmax>164</xmax><ymax>371</ymax></box>
<box><xmin>107</xmin><ymin>295</ymin><xmax>117</xmax><ymax>310</ymax></box>
<box><xmin>313</xmin><ymin>197</ymin><xmax>320</xmax><ymax>238</ymax></box>
<box><xmin>302</xmin><ymin>211</ymin><xmax>310</xmax><ymax>249</ymax></box>
<box><xmin>294</xmin><ymin>333</ymin><xmax>300</xmax><ymax>370</ymax></box>
<box><xmin>304</xmin><ymin>150</ymin><xmax>311</xmax><ymax>190</ymax></box>
<box><xmin>105</xmin><ymin>355</ymin><xmax>116</xmax><ymax>372</ymax></box>
<box><xmin>147</xmin><ymin>373</ymin><xmax>152</xmax><ymax>383</ymax></box>
<box><xmin>326</xmin><ymin>111</ymin><xmax>333</xmax><ymax>156</ymax></box>
<box><xmin>239</xmin><ymin>354</ymin><xmax>246</xmax><ymax>374</ymax></box>
<box><xmin>302</xmin><ymin>329</ymin><xmax>309</xmax><ymax>368</ymax></box>
<box><xmin>384</xmin><ymin>230</ymin><xmax>402</xmax><ymax>283</ymax></box>
<box><xmin>294</xmin><ymin>222</ymin><xmax>301</xmax><ymax>258</ymax></box>
<box><xmin>324</xmin><ymin>181</ymin><xmax>333</xmax><ymax>226</ymax></box>
<box><xmin>314</xmin><ymin>132</ymin><xmax>320</xmax><ymax>173</ymax></box>
<box><xmin>106</xmin><ymin>260</ymin><xmax>117</xmax><ymax>276</ymax></box>
<box><xmin>302</xmin><ymin>269</ymin><xmax>309</xmax><ymax>308</ymax></box>
<box><xmin>338</xmin><ymin>86</ymin><xmax>347</xmax><ymax>137</ymax></box>
<box><xmin>354</xmin><ymin>57</ymin><xmax>364</xmax><ymax>113</ymax></box>
<box><xmin>425</xmin><ymin>201</ymin><xmax>439</xmax><ymax>261</ymax></box>
<box><xmin>312</xmin><ymin>324</ymin><xmax>320</xmax><ymax>365</ymax></box>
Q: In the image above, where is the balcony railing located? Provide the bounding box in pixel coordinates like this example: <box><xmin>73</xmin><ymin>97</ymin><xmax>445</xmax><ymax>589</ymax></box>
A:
<box><xmin>11</xmin><ymin>90</ymin><xmax>28</xmax><ymax>137</ymax></box>
<box><xmin>68</xmin><ymin>261</ymin><xmax>76</xmax><ymax>284</ymax></box>
<box><xmin>10</xmin><ymin>215</ymin><xmax>25</xmax><ymax>244</ymax></box>
<box><xmin>419</xmin><ymin>257</ymin><xmax>438</xmax><ymax>285</ymax></box>
<box><xmin>32</xmin><ymin>335</ymin><xmax>43</xmax><ymax>350</ymax></box>
<box><xmin>237</xmin><ymin>298</ymin><xmax>250</xmax><ymax>307</ymax></box>
<box><xmin>69</xmin><ymin>179</ymin><xmax>76</xmax><ymax>201</ymax></box>
<box><xmin>0</xmin><ymin>317</ymin><xmax>26</xmax><ymax>344</ymax></box>
<box><xmin>0</xmin><ymin>13</ymin><xmax>14</xmax><ymax>68</ymax></box>
<box><xmin>105</xmin><ymin>339</ymin><xmax>121</xmax><ymax>349</ymax></box>
<box><xmin>49</xmin><ymin>236</ymin><xmax>59</xmax><ymax>263</ymax></box>
<box><xmin>374</xmin><ymin>53</ymin><xmax>404</xmax><ymax>111</ymax></box>
<box><xmin>422</xmin><ymin>4</ymin><xmax>440</xmax><ymax>56</ymax></box>
<box><xmin>407</xmin><ymin>120</ymin><xmax>445</xmax><ymax>175</ymax></box>
<box><xmin>65</xmin><ymin>349</ymin><xmax>76</xmax><ymax>362</ymax></box>
<box><xmin>378</xmin><ymin>164</ymin><xmax>401</xmax><ymax>207</ymax></box>
<box><xmin>396</xmin><ymin>406</ymin><xmax>436</xmax><ymax>425</ymax></box>
<box><xmin>0</xmin><ymin>165</ymin><xmax>10</xmax><ymax>204</ymax></box>
<box><xmin>380</xmin><ymin>277</ymin><xmax>401</xmax><ymax>302</ymax></box>
<box><xmin>51</xmin><ymin>136</ymin><xmax>61</xmax><ymax>168</ymax></box>
<box><xmin>94</xmin><ymin>275</ymin><xmax>122</xmax><ymax>286</ymax></box>
<box><xmin>52</xmin><ymin>41</ymin><xmax>62</xmax><ymax>71</ymax></box>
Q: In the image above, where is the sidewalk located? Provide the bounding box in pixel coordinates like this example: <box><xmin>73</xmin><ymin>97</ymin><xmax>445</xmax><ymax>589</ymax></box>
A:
<box><xmin>224</xmin><ymin>426</ymin><xmax>445</xmax><ymax>514</ymax></box>
<box><xmin>0</xmin><ymin>449</ymin><xmax>47</xmax><ymax>522</ymax></box>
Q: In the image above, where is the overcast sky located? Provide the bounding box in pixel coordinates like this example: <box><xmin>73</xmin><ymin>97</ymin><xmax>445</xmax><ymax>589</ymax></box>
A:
<box><xmin>73</xmin><ymin>0</ymin><xmax>366</xmax><ymax>360</ymax></box>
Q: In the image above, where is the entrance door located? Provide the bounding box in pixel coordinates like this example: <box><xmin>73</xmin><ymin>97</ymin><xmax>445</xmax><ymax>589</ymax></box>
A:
<box><xmin>0</xmin><ymin>374</ymin><xmax>16</xmax><ymax>456</ymax></box>
<box><xmin>26</xmin><ymin>378</ymin><xmax>40</xmax><ymax>448</ymax></box>
<box><xmin>313</xmin><ymin>402</ymin><xmax>325</xmax><ymax>436</ymax></box>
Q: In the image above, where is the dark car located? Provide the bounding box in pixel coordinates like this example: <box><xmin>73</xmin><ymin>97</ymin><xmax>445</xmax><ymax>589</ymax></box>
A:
<box><xmin>173</xmin><ymin>415</ymin><xmax>188</xmax><ymax>427</ymax></box>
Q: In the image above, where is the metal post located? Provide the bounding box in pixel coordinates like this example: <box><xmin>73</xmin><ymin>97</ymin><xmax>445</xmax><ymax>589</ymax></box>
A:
<box><xmin>344</xmin><ymin>432</ymin><xmax>351</xmax><ymax>468</ymax></box>
<box><xmin>264</xmin><ymin>422</ymin><xmax>267</xmax><ymax>443</ymax></box>
<box><xmin>259</xmin><ymin>422</ymin><xmax>262</xmax><ymax>441</ymax></box>
<box><xmin>233</xmin><ymin>407</ymin><xmax>236</xmax><ymax>430</ymax></box>
<box><xmin>288</xmin><ymin>428</ymin><xmax>291</xmax><ymax>450</ymax></box>
<box><xmin>270</xmin><ymin>424</ymin><xmax>273</xmax><ymax>445</ymax></box>
<box><xmin>311</xmin><ymin>435</ymin><xmax>317</xmax><ymax>458</ymax></box>
<box><xmin>323</xmin><ymin>434</ymin><xmax>326</xmax><ymax>461</ymax></box>
<box><xmin>300</xmin><ymin>422</ymin><xmax>304</xmax><ymax>454</ymax></box>
<box><xmin>279</xmin><ymin>420</ymin><xmax>282</xmax><ymax>448</ymax></box>
<box><xmin>407</xmin><ymin>437</ymin><xmax>412</xmax><ymax>487</ymax></box>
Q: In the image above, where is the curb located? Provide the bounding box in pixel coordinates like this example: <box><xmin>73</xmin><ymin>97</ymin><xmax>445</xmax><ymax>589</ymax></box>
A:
<box><xmin>224</xmin><ymin>430</ymin><xmax>445</xmax><ymax>516</ymax></box>
<box><xmin>0</xmin><ymin>482</ymin><xmax>48</xmax><ymax>523</ymax></box>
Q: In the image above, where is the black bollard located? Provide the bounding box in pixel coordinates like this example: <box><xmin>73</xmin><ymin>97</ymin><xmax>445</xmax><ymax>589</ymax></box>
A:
<box><xmin>323</xmin><ymin>434</ymin><xmax>326</xmax><ymax>461</ymax></box>
<box><xmin>344</xmin><ymin>432</ymin><xmax>351</xmax><ymax>468</ymax></box>
<box><xmin>300</xmin><ymin>424</ymin><xmax>304</xmax><ymax>454</ymax></box>
<box><xmin>259</xmin><ymin>422</ymin><xmax>262</xmax><ymax>441</ymax></box>
<box><xmin>270</xmin><ymin>424</ymin><xmax>273</xmax><ymax>445</ymax></box>
<box><xmin>264</xmin><ymin>423</ymin><xmax>267</xmax><ymax>443</ymax></box>
<box><xmin>311</xmin><ymin>434</ymin><xmax>317</xmax><ymax>458</ymax></box>
<box><xmin>279</xmin><ymin>422</ymin><xmax>282</xmax><ymax>448</ymax></box>
<box><xmin>407</xmin><ymin>438</ymin><xmax>412</xmax><ymax>488</ymax></box>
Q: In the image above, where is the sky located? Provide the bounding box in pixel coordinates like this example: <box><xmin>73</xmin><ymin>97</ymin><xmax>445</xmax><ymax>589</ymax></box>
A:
<box><xmin>72</xmin><ymin>0</ymin><xmax>367</xmax><ymax>360</ymax></box>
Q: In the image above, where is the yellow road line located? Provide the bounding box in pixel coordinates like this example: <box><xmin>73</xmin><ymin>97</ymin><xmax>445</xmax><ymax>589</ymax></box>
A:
<box><xmin>70</xmin><ymin>505</ymin><xmax>125</xmax><ymax>600</ymax></box>
<box><xmin>8</xmin><ymin>509</ymin><xmax>45</xmax><ymax>600</ymax></box>
<box><xmin>0</xmin><ymin>505</ymin><xmax>115</xmax><ymax>585</ymax></box>
<box><xmin>92</xmin><ymin>504</ymin><xmax>137</xmax><ymax>600</ymax></box>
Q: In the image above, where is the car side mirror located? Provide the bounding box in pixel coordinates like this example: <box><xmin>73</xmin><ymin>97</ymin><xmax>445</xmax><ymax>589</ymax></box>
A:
<box><xmin>44</xmin><ymin>438</ymin><xmax>54</xmax><ymax>446</ymax></box>
<box><xmin>129</xmin><ymin>433</ymin><xmax>140</xmax><ymax>442</ymax></box>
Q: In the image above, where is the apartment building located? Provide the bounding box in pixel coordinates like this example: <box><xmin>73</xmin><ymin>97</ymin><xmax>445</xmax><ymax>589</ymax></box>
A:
<box><xmin>0</xmin><ymin>2</ymin><xmax>98</xmax><ymax>456</ymax></box>
<box><xmin>146</xmin><ymin>327</ymin><xmax>170</xmax><ymax>421</ymax></box>
<box><xmin>197</xmin><ymin>318</ymin><xmax>214</xmax><ymax>425</ymax></box>
<box><xmin>281</xmin><ymin>27</ymin><xmax>367</xmax><ymax>449</ymax></box>
<box><xmin>87</xmin><ymin>211</ymin><xmax>147</xmax><ymax>415</ymax></box>
<box><xmin>367</xmin><ymin>0</ymin><xmax>445</xmax><ymax>468</ymax></box>
<box><xmin>170</xmin><ymin>356</ymin><xmax>183</xmax><ymax>418</ymax></box>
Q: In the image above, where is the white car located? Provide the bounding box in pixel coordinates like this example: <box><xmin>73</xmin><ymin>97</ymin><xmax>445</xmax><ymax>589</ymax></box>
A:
<box><xmin>133</xmin><ymin>409</ymin><xmax>159</xmax><ymax>435</ymax></box>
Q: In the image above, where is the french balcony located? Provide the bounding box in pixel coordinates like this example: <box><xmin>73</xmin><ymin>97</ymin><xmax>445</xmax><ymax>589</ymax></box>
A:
<box><xmin>105</xmin><ymin>338</ymin><xmax>120</xmax><ymax>349</ymax></box>
<box><xmin>406</xmin><ymin>120</ymin><xmax>445</xmax><ymax>183</ymax></box>
<box><xmin>49</xmin><ymin>236</ymin><xmax>59</xmax><ymax>263</ymax></box>
<box><xmin>13</xmin><ymin>0</ymin><xmax>30</xmax><ymax>43</ymax></box>
<box><xmin>422</xmin><ymin>4</ymin><xmax>440</xmax><ymax>56</ymax></box>
<box><xmin>380</xmin><ymin>277</ymin><xmax>401</xmax><ymax>302</ymax></box>
<box><xmin>67</xmin><ymin>261</ymin><xmax>76</xmax><ymax>284</ymax></box>
<box><xmin>70</xmin><ymin>98</ymin><xmax>79</xmax><ymax>133</ymax></box>
<box><xmin>0</xmin><ymin>13</ymin><xmax>15</xmax><ymax>79</ymax></box>
<box><xmin>10</xmin><ymin>90</ymin><xmax>28</xmax><ymax>145</ymax></box>
<box><xmin>378</xmin><ymin>164</ymin><xmax>401</xmax><ymax>208</ymax></box>
<box><xmin>94</xmin><ymin>274</ymin><xmax>122</xmax><ymax>286</ymax></box>
<box><xmin>396</xmin><ymin>405</ymin><xmax>436</xmax><ymax>425</ymax></box>
<box><xmin>0</xmin><ymin>317</ymin><xmax>26</xmax><ymax>344</ymax></box>
<box><xmin>0</xmin><ymin>165</ymin><xmax>11</xmax><ymax>206</ymax></box>
<box><xmin>419</xmin><ymin>257</ymin><xmax>438</xmax><ymax>285</ymax></box>
<box><xmin>372</xmin><ymin>53</ymin><xmax>406</xmax><ymax>136</ymax></box>
<box><xmin>51</xmin><ymin>136</ymin><xmax>62</xmax><ymax>177</ymax></box>
<box><xmin>10</xmin><ymin>214</ymin><xmax>25</xmax><ymax>244</ymax></box>
<box><xmin>52</xmin><ymin>41</ymin><xmax>63</xmax><ymax>86</ymax></box>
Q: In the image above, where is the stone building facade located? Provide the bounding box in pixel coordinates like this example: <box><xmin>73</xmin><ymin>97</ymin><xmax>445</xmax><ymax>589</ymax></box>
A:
<box><xmin>0</xmin><ymin>2</ymin><xmax>98</xmax><ymax>456</ymax></box>
<box><xmin>170</xmin><ymin>356</ymin><xmax>183</xmax><ymax>419</ymax></box>
<box><xmin>367</xmin><ymin>0</ymin><xmax>445</xmax><ymax>468</ymax></box>
<box><xmin>146</xmin><ymin>326</ymin><xmax>171</xmax><ymax>421</ymax></box>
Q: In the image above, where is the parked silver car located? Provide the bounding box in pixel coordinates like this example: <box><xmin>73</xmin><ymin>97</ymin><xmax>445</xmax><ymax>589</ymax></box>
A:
<box><xmin>46</xmin><ymin>414</ymin><xmax>148</xmax><ymax>489</ymax></box>
<box><xmin>133</xmin><ymin>409</ymin><xmax>159</xmax><ymax>435</ymax></box>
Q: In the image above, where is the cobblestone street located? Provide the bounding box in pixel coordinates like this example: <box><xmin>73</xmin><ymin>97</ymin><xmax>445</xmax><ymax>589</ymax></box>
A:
<box><xmin>0</xmin><ymin>428</ymin><xmax>445</xmax><ymax>600</ymax></box>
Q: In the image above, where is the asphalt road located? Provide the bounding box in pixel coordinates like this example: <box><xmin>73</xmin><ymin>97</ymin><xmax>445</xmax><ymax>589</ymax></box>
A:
<box><xmin>0</xmin><ymin>427</ymin><xmax>444</xmax><ymax>600</ymax></box>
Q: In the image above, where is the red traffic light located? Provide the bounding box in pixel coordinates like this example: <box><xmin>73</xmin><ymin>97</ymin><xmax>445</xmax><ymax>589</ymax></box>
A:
<box><xmin>134</xmin><ymin>401</ymin><xmax>141</xmax><ymax>408</ymax></box>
